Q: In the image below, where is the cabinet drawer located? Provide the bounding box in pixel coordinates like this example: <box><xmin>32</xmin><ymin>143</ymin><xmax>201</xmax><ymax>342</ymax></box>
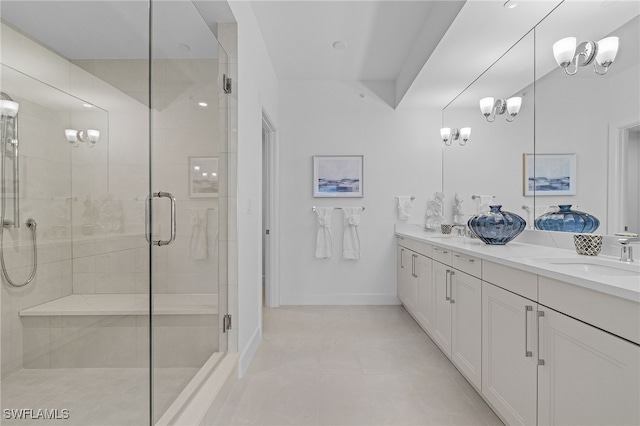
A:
<box><xmin>539</xmin><ymin>276</ymin><xmax>640</xmax><ymax>345</ymax></box>
<box><xmin>432</xmin><ymin>245</ymin><xmax>453</xmax><ymax>265</ymax></box>
<box><xmin>452</xmin><ymin>251</ymin><xmax>481</xmax><ymax>278</ymax></box>
<box><xmin>483</xmin><ymin>261</ymin><xmax>537</xmax><ymax>301</ymax></box>
<box><xmin>397</xmin><ymin>236</ymin><xmax>432</xmax><ymax>258</ymax></box>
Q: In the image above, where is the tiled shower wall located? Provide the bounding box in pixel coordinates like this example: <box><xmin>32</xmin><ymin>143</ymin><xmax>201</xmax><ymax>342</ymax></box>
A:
<box><xmin>1</xmin><ymin>22</ymin><xmax>150</xmax><ymax>375</ymax></box>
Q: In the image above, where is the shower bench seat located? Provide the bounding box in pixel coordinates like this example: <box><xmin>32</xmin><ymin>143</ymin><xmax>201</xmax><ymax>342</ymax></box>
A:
<box><xmin>19</xmin><ymin>293</ymin><xmax>217</xmax><ymax>316</ymax></box>
<box><xmin>18</xmin><ymin>294</ymin><xmax>219</xmax><ymax>369</ymax></box>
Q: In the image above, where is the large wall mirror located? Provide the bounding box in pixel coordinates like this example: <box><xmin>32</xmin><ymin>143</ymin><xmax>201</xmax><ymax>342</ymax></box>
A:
<box><xmin>442</xmin><ymin>1</ymin><xmax>639</xmax><ymax>236</ymax></box>
<box><xmin>442</xmin><ymin>31</ymin><xmax>534</xmax><ymax>225</ymax></box>
<box><xmin>535</xmin><ymin>1</ymin><xmax>639</xmax><ymax>235</ymax></box>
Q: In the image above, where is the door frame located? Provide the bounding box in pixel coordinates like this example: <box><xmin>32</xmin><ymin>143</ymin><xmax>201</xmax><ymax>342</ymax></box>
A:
<box><xmin>262</xmin><ymin>110</ymin><xmax>280</xmax><ymax>307</ymax></box>
<box><xmin>608</xmin><ymin>117</ymin><xmax>640</xmax><ymax>234</ymax></box>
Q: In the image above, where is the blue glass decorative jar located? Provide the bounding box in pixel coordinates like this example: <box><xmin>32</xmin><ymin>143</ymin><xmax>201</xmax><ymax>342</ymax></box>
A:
<box><xmin>467</xmin><ymin>205</ymin><xmax>526</xmax><ymax>245</ymax></box>
<box><xmin>534</xmin><ymin>204</ymin><xmax>599</xmax><ymax>233</ymax></box>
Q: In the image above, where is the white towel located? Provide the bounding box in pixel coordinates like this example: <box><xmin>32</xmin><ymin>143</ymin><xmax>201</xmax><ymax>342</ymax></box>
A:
<box><xmin>343</xmin><ymin>207</ymin><xmax>363</xmax><ymax>260</ymax></box>
<box><xmin>397</xmin><ymin>196</ymin><xmax>413</xmax><ymax>221</ymax></box>
<box><xmin>315</xmin><ymin>207</ymin><xmax>334</xmax><ymax>259</ymax></box>
<box><xmin>190</xmin><ymin>208</ymin><xmax>208</xmax><ymax>260</ymax></box>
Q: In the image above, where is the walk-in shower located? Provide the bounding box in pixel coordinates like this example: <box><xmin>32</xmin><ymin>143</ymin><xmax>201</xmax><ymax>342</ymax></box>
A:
<box><xmin>0</xmin><ymin>91</ymin><xmax>38</xmax><ymax>287</ymax></box>
<box><xmin>0</xmin><ymin>1</ymin><xmax>235</xmax><ymax>424</ymax></box>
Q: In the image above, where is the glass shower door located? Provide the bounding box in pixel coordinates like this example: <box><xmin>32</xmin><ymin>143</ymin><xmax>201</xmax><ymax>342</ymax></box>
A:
<box><xmin>0</xmin><ymin>1</ymin><xmax>152</xmax><ymax>425</ymax></box>
<box><xmin>149</xmin><ymin>2</ymin><xmax>225</xmax><ymax>422</ymax></box>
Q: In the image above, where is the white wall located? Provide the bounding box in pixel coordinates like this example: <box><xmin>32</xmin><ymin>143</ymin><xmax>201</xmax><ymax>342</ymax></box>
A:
<box><xmin>228</xmin><ymin>1</ymin><xmax>279</xmax><ymax>376</ymax></box>
<box><xmin>278</xmin><ymin>80</ymin><xmax>441</xmax><ymax>305</ymax></box>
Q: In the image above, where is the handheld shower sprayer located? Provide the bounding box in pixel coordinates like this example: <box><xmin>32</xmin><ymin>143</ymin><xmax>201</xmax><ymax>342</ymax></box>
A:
<box><xmin>0</xmin><ymin>91</ymin><xmax>38</xmax><ymax>287</ymax></box>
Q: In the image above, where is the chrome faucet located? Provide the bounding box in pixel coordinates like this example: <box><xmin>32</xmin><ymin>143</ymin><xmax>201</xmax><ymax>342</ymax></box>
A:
<box><xmin>618</xmin><ymin>237</ymin><xmax>640</xmax><ymax>262</ymax></box>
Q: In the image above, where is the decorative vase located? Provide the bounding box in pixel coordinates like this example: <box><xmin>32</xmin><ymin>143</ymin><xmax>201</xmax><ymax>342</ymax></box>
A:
<box><xmin>467</xmin><ymin>205</ymin><xmax>526</xmax><ymax>245</ymax></box>
<box><xmin>534</xmin><ymin>204</ymin><xmax>599</xmax><ymax>233</ymax></box>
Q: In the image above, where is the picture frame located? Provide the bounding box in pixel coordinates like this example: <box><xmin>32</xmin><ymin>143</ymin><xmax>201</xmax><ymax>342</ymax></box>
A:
<box><xmin>189</xmin><ymin>156</ymin><xmax>219</xmax><ymax>198</ymax></box>
<box><xmin>523</xmin><ymin>153</ymin><xmax>576</xmax><ymax>196</ymax></box>
<box><xmin>313</xmin><ymin>155</ymin><xmax>364</xmax><ymax>198</ymax></box>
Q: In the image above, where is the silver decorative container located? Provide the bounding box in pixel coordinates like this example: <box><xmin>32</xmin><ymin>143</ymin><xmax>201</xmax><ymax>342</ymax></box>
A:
<box><xmin>441</xmin><ymin>223</ymin><xmax>453</xmax><ymax>234</ymax></box>
<box><xmin>573</xmin><ymin>234</ymin><xmax>603</xmax><ymax>256</ymax></box>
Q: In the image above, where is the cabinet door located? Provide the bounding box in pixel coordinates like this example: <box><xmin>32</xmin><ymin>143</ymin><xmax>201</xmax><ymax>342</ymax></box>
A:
<box><xmin>431</xmin><ymin>261</ymin><xmax>452</xmax><ymax>357</ymax></box>
<box><xmin>405</xmin><ymin>253</ymin><xmax>419</xmax><ymax>314</ymax></box>
<box><xmin>538</xmin><ymin>308</ymin><xmax>640</xmax><ymax>426</ymax></box>
<box><xmin>451</xmin><ymin>270</ymin><xmax>482</xmax><ymax>390</ymax></box>
<box><xmin>482</xmin><ymin>282</ymin><xmax>538</xmax><ymax>426</ymax></box>
<box><xmin>414</xmin><ymin>254</ymin><xmax>433</xmax><ymax>333</ymax></box>
<box><xmin>397</xmin><ymin>246</ymin><xmax>409</xmax><ymax>305</ymax></box>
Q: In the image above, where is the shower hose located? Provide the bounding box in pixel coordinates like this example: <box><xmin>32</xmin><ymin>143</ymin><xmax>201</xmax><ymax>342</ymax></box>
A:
<box><xmin>1</xmin><ymin>114</ymin><xmax>38</xmax><ymax>288</ymax></box>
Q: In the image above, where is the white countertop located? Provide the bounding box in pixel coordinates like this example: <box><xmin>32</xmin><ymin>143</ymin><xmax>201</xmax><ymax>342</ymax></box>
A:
<box><xmin>395</xmin><ymin>223</ymin><xmax>640</xmax><ymax>303</ymax></box>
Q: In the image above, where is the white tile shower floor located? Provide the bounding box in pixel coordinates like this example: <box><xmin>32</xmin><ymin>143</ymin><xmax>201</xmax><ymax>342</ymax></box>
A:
<box><xmin>214</xmin><ymin>305</ymin><xmax>504</xmax><ymax>426</ymax></box>
<box><xmin>1</xmin><ymin>367</ymin><xmax>197</xmax><ymax>425</ymax></box>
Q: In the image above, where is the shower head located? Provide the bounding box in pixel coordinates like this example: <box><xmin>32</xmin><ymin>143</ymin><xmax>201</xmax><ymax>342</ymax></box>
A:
<box><xmin>0</xmin><ymin>92</ymin><xmax>19</xmax><ymax>117</ymax></box>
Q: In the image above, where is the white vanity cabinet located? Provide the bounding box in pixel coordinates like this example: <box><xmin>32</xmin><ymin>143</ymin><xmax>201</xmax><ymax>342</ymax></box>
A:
<box><xmin>482</xmin><ymin>262</ymin><xmax>640</xmax><ymax>426</ymax></box>
<box><xmin>396</xmin><ymin>238</ymin><xmax>432</xmax><ymax>329</ymax></box>
<box><xmin>431</xmin><ymin>251</ymin><xmax>482</xmax><ymax>390</ymax></box>
<box><xmin>414</xmin><ymin>254</ymin><xmax>433</xmax><ymax>332</ymax></box>
<box><xmin>537</xmin><ymin>307</ymin><xmax>640</xmax><ymax>426</ymax></box>
<box><xmin>398</xmin><ymin>245</ymin><xmax>413</xmax><ymax>306</ymax></box>
<box><xmin>396</xmin><ymin>231</ymin><xmax>640</xmax><ymax>426</ymax></box>
<box><xmin>482</xmin><ymin>281</ymin><xmax>538</xmax><ymax>426</ymax></box>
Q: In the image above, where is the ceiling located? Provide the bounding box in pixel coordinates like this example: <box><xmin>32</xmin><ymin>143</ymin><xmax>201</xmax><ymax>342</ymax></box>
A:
<box><xmin>0</xmin><ymin>1</ymin><xmax>227</xmax><ymax>59</ymax></box>
<box><xmin>250</xmin><ymin>1</ymin><xmax>462</xmax><ymax>81</ymax></box>
<box><xmin>249</xmin><ymin>0</ymin><xmax>566</xmax><ymax>109</ymax></box>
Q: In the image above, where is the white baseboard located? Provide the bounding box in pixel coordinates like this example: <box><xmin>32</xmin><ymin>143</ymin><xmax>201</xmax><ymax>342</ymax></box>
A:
<box><xmin>279</xmin><ymin>294</ymin><xmax>401</xmax><ymax>306</ymax></box>
<box><xmin>238</xmin><ymin>325</ymin><xmax>261</xmax><ymax>377</ymax></box>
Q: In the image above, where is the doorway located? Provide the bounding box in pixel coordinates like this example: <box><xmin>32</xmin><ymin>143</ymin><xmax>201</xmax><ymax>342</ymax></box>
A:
<box><xmin>608</xmin><ymin>119</ymin><xmax>640</xmax><ymax>235</ymax></box>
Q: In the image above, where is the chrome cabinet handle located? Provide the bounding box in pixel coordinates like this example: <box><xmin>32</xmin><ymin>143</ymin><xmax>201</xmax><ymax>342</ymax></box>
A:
<box><xmin>524</xmin><ymin>306</ymin><xmax>533</xmax><ymax>358</ymax></box>
<box><xmin>435</xmin><ymin>247</ymin><xmax>449</xmax><ymax>254</ymax></box>
<box><xmin>401</xmin><ymin>249</ymin><xmax>405</xmax><ymax>268</ymax></box>
<box><xmin>445</xmin><ymin>269</ymin><xmax>451</xmax><ymax>301</ymax></box>
<box><xmin>412</xmin><ymin>254</ymin><xmax>417</xmax><ymax>277</ymax></box>
<box><xmin>153</xmin><ymin>191</ymin><xmax>176</xmax><ymax>246</ymax></box>
<box><xmin>537</xmin><ymin>310</ymin><xmax>545</xmax><ymax>366</ymax></box>
<box><xmin>449</xmin><ymin>270</ymin><xmax>455</xmax><ymax>304</ymax></box>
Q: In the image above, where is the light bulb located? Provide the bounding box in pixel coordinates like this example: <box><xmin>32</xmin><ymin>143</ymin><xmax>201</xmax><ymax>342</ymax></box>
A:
<box><xmin>479</xmin><ymin>97</ymin><xmax>494</xmax><ymax>116</ymax></box>
<box><xmin>553</xmin><ymin>37</ymin><xmax>576</xmax><ymax>68</ymax></box>
<box><xmin>596</xmin><ymin>36</ymin><xmax>619</xmax><ymax>66</ymax></box>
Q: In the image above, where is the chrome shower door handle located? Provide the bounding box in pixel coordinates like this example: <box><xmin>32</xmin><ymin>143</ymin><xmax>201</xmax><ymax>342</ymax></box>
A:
<box><xmin>153</xmin><ymin>191</ymin><xmax>176</xmax><ymax>246</ymax></box>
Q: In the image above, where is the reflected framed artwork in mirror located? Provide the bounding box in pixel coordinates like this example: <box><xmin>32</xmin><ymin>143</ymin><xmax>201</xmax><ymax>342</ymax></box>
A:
<box><xmin>189</xmin><ymin>156</ymin><xmax>219</xmax><ymax>198</ymax></box>
<box><xmin>523</xmin><ymin>153</ymin><xmax>576</xmax><ymax>196</ymax></box>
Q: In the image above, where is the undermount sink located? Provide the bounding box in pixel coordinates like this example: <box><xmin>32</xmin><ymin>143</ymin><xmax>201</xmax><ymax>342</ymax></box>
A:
<box><xmin>534</xmin><ymin>257</ymin><xmax>640</xmax><ymax>277</ymax></box>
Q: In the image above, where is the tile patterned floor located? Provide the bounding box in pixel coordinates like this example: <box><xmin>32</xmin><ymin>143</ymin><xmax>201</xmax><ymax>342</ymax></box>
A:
<box><xmin>1</xmin><ymin>367</ymin><xmax>197</xmax><ymax>425</ymax></box>
<box><xmin>214</xmin><ymin>305</ymin><xmax>504</xmax><ymax>426</ymax></box>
